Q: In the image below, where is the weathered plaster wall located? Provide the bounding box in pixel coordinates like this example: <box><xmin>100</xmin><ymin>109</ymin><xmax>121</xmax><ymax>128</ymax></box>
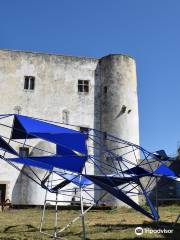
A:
<box><xmin>0</xmin><ymin>49</ymin><xmax>139</xmax><ymax>206</ymax></box>
<box><xmin>0</xmin><ymin>49</ymin><xmax>98</xmax><ymax>204</ymax></box>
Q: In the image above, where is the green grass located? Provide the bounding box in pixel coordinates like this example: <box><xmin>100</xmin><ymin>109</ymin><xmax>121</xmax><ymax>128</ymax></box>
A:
<box><xmin>0</xmin><ymin>205</ymin><xmax>179</xmax><ymax>239</ymax></box>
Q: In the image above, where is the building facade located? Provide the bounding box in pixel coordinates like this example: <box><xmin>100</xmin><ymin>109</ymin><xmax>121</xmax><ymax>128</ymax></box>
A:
<box><xmin>0</xmin><ymin>49</ymin><xmax>139</xmax><ymax>206</ymax></box>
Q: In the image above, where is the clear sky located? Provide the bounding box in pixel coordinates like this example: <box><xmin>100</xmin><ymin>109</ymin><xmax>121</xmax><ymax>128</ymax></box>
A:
<box><xmin>1</xmin><ymin>0</ymin><xmax>180</xmax><ymax>155</ymax></box>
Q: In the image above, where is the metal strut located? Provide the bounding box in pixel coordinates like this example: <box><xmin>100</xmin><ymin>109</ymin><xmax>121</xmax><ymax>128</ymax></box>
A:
<box><xmin>39</xmin><ymin>182</ymin><xmax>94</xmax><ymax>239</ymax></box>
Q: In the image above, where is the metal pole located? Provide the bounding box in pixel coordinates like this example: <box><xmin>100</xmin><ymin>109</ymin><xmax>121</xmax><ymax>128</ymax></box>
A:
<box><xmin>40</xmin><ymin>188</ymin><xmax>48</xmax><ymax>233</ymax></box>
<box><xmin>54</xmin><ymin>192</ymin><xmax>58</xmax><ymax>239</ymax></box>
<box><xmin>80</xmin><ymin>187</ymin><xmax>86</xmax><ymax>240</ymax></box>
<box><xmin>156</xmin><ymin>177</ymin><xmax>159</xmax><ymax>215</ymax></box>
<box><xmin>40</xmin><ymin>175</ymin><xmax>50</xmax><ymax>234</ymax></box>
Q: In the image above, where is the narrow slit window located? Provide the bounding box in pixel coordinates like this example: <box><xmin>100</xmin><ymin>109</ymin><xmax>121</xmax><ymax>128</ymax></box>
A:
<box><xmin>62</xmin><ymin>110</ymin><xmax>69</xmax><ymax>124</ymax></box>
<box><xmin>30</xmin><ymin>77</ymin><xmax>35</xmax><ymax>90</ymax></box>
<box><xmin>24</xmin><ymin>77</ymin><xmax>29</xmax><ymax>89</ymax></box>
<box><xmin>78</xmin><ymin>80</ymin><xmax>89</xmax><ymax>93</ymax></box>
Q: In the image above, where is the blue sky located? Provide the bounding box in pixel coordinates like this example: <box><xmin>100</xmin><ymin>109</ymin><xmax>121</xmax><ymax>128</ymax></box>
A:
<box><xmin>1</xmin><ymin>0</ymin><xmax>180</xmax><ymax>155</ymax></box>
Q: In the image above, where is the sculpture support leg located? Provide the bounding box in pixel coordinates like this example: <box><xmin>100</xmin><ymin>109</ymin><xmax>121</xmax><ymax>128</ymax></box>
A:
<box><xmin>80</xmin><ymin>187</ymin><xmax>86</xmax><ymax>240</ymax></box>
<box><xmin>54</xmin><ymin>192</ymin><xmax>58</xmax><ymax>239</ymax></box>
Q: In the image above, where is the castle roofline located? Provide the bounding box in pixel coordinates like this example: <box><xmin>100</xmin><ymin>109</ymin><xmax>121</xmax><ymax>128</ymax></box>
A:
<box><xmin>0</xmin><ymin>48</ymin><xmax>98</xmax><ymax>62</ymax></box>
<box><xmin>0</xmin><ymin>48</ymin><xmax>135</xmax><ymax>61</ymax></box>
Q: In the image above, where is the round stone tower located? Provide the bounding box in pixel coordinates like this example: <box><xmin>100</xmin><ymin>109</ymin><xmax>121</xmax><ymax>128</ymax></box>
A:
<box><xmin>98</xmin><ymin>54</ymin><xmax>139</xmax><ymax>206</ymax></box>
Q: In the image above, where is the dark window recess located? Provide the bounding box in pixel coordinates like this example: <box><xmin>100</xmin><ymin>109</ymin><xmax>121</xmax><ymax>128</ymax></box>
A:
<box><xmin>62</xmin><ymin>110</ymin><xmax>69</xmax><ymax>124</ymax></box>
<box><xmin>103</xmin><ymin>132</ymin><xmax>107</xmax><ymax>140</ymax></box>
<box><xmin>0</xmin><ymin>184</ymin><xmax>6</xmax><ymax>203</ymax></box>
<box><xmin>104</xmin><ymin>86</ymin><xmax>107</xmax><ymax>94</ymax></box>
<box><xmin>30</xmin><ymin>77</ymin><xmax>35</xmax><ymax>90</ymax></box>
<box><xmin>121</xmin><ymin>105</ymin><xmax>127</xmax><ymax>114</ymax></box>
<box><xmin>19</xmin><ymin>147</ymin><xmax>29</xmax><ymax>157</ymax></box>
<box><xmin>24</xmin><ymin>76</ymin><xmax>35</xmax><ymax>90</ymax></box>
<box><xmin>24</xmin><ymin>77</ymin><xmax>29</xmax><ymax>89</ymax></box>
<box><xmin>80</xmin><ymin>126</ymin><xmax>89</xmax><ymax>134</ymax></box>
<box><xmin>78</xmin><ymin>80</ymin><xmax>89</xmax><ymax>93</ymax></box>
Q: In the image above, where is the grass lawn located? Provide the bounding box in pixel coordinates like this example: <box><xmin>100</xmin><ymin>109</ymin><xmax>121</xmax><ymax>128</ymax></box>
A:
<box><xmin>0</xmin><ymin>205</ymin><xmax>179</xmax><ymax>239</ymax></box>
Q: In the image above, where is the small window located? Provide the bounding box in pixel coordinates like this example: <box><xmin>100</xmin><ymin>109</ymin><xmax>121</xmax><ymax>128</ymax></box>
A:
<box><xmin>62</xmin><ymin>110</ymin><xmax>69</xmax><ymax>124</ymax></box>
<box><xmin>104</xmin><ymin>86</ymin><xmax>107</xmax><ymax>94</ymax></box>
<box><xmin>78</xmin><ymin>80</ymin><xmax>89</xmax><ymax>93</ymax></box>
<box><xmin>19</xmin><ymin>147</ymin><xmax>29</xmax><ymax>157</ymax></box>
<box><xmin>24</xmin><ymin>76</ymin><xmax>35</xmax><ymax>90</ymax></box>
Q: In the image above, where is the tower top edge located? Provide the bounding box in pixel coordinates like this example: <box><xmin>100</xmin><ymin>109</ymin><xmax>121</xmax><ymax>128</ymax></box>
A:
<box><xmin>100</xmin><ymin>54</ymin><xmax>135</xmax><ymax>61</ymax></box>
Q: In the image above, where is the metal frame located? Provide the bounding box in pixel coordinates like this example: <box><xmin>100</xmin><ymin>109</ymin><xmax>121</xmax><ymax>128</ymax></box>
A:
<box><xmin>0</xmin><ymin>114</ymin><xmax>179</xmax><ymax>238</ymax></box>
<box><xmin>39</xmin><ymin>186</ymin><xmax>94</xmax><ymax>240</ymax></box>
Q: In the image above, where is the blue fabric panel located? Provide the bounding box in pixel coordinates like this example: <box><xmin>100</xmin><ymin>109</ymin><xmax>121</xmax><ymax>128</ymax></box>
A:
<box><xmin>7</xmin><ymin>157</ymin><xmax>53</xmax><ymax>171</ymax></box>
<box><xmin>123</xmin><ymin>166</ymin><xmax>150</xmax><ymax>176</ymax></box>
<box><xmin>84</xmin><ymin>175</ymin><xmax>138</xmax><ymax>187</ymax></box>
<box><xmin>29</xmin><ymin>155</ymin><xmax>86</xmax><ymax>173</ymax></box>
<box><xmin>12</xmin><ymin>115</ymin><xmax>88</xmax><ymax>154</ymax></box>
<box><xmin>56</xmin><ymin>145</ymin><xmax>75</xmax><ymax>156</ymax></box>
<box><xmin>33</xmin><ymin>133</ymin><xmax>87</xmax><ymax>154</ymax></box>
<box><xmin>154</xmin><ymin>164</ymin><xmax>176</xmax><ymax>177</ymax></box>
<box><xmin>0</xmin><ymin>137</ymin><xmax>18</xmax><ymax>155</ymax></box>
<box><xmin>58</xmin><ymin>173</ymin><xmax>92</xmax><ymax>186</ymax></box>
<box><xmin>16</xmin><ymin>115</ymin><xmax>80</xmax><ymax>134</ymax></box>
<box><xmin>86</xmin><ymin>175</ymin><xmax>155</xmax><ymax>220</ymax></box>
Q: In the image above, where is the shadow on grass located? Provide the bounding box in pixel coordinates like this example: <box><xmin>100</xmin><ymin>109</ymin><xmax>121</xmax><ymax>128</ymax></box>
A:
<box><xmin>1</xmin><ymin>225</ymin><xmax>85</xmax><ymax>239</ymax></box>
<box><xmin>1</xmin><ymin>221</ymin><xmax>180</xmax><ymax>239</ymax></box>
<box><xmin>3</xmin><ymin>224</ymin><xmax>38</xmax><ymax>233</ymax></box>
<box><xmin>2</xmin><ymin>224</ymin><xmax>54</xmax><ymax>234</ymax></box>
<box><xmin>93</xmin><ymin>221</ymin><xmax>180</xmax><ymax>239</ymax></box>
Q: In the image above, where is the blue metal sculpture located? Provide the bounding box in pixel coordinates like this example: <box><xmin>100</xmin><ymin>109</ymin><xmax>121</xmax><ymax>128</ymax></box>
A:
<box><xmin>0</xmin><ymin>114</ymin><xmax>179</xmax><ymax>238</ymax></box>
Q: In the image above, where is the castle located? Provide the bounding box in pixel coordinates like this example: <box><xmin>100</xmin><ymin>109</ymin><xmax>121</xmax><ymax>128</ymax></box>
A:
<box><xmin>0</xmin><ymin>49</ymin><xmax>139</xmax><ymax>206</ymax></box>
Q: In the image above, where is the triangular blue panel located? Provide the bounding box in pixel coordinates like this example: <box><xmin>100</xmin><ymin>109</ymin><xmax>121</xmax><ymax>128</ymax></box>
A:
<box><xmin>31</xmin><ymin>155</ymin><xmax>86</xmax><ymax>173</ymax></box>
<box><xmin>11</xmin><ymin>115</ymin><xmax>87</xmax><ymax>154</ymax></box>
<box><xmin>154</xmin><ymin>164</ymin><xmax>176</xmax><ymax>177</ymax></box>
<box><xmin>56</xmin><ymin>145</ymin><xmax>75</xmax><ymax>156</ymax></box>
<box><xmin>0</xmin><ymin>137</ymin><xmax>18</xmax><ymax>155</ymax></box>
<box><xmin>15</xmin><ymin>115</ymin><xmax>80</xmax><ymax>135</ymax></box>
<box><xmin>33</xmin><ymin>133</ymin><xmax>87</xmax><ymax>154</ymax></box>
<box><xmin>8</xmin><ymin>155</ymin><xmax>87</xmax><ymax>173</ymax></box>
<box><xmin>57</xmin><ymin>173</ymin><xmax>92</xmax><ymax>187</ymax></box>
<box><xmin>7</xmin><ymin>157</ymin><xmax>53</xmax><ymax>171</ymax></box>
<box><xmin>85</xmin><ymin>175</ymin><xmax>157</xmax><ymax>220</ymax></box>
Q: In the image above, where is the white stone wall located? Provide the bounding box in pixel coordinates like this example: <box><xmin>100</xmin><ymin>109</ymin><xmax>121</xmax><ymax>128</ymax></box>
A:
<box><xmin>0</xmin><ymin>49</ymin><xmax>98</xmax><ymax>205</ymax></box>
<box><xmin>0</xmin><ymin>49</ymin><xmax>139</xmax><ymax>206</ymax></box>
